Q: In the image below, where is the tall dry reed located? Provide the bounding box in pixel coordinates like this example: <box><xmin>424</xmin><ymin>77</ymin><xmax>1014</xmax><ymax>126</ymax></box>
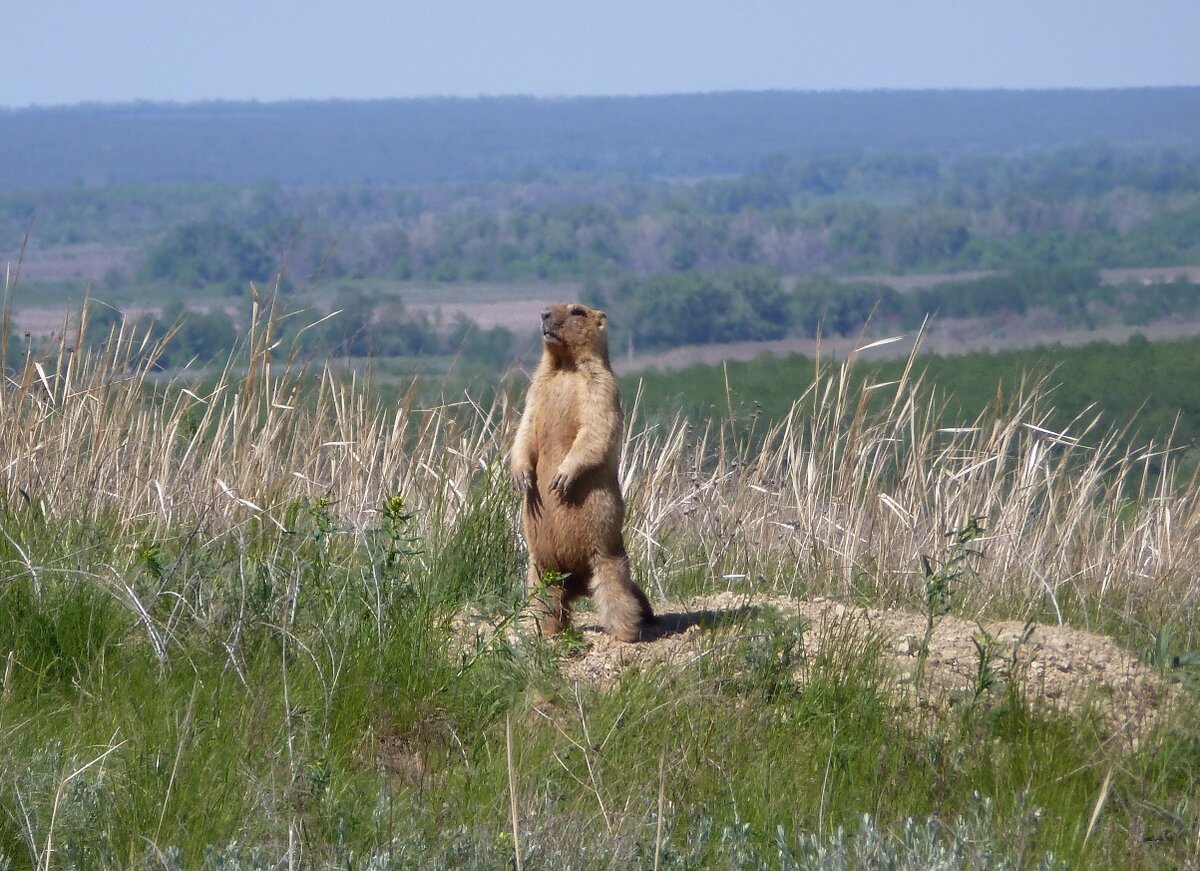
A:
<box><xmin>3</xmin><ymin>287</ymin><xmax>1198</xmax><ymax>628</ymax></box>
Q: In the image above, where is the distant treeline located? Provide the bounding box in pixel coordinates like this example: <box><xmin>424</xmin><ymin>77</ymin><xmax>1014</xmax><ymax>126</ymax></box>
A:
<box><xmin>57</xmin><ymin>265</ymin><xmax>1200</xmax><ymax>368</ymax></box>
<box><xmin>4</xmin><ymin>89</ymin><xmax>1200</xmax><ymax>189</ymax></box>
<box><xmin>597</xmin><ymin>266</ymin><xmax>1200</xmax><ymax>352</ymax></box>
<box><xmin>7</xmin><ymin>144</ymin><xmax>1200</xmax><ymax>287</ymax></box>
<box><xmin>790</xmin><ymin>268</ymin><xmax>1200</xmax><ymax>336</ymax></box>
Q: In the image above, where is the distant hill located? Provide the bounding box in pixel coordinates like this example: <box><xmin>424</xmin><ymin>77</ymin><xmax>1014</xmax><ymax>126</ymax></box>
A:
<box><xmin>5</xmin><ymin>89</ymin><xmax>1200</xmax><ymax>190</ymax></box>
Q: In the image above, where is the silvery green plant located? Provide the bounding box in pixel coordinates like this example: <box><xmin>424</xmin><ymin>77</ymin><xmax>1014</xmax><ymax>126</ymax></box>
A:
<box><xmin>7</xmin><ymin>741</ymin><xmax>116</xmax><ymax>870</ymax></box>
<box><xmin>777</xmin><ymin>792</ymin><xmax>1064</xmax><ymax>871</ymax></box>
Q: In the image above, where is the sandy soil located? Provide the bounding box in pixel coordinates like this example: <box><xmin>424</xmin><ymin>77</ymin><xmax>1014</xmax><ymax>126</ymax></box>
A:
<box><xmin>475</xmin><ymin>592</ymin><xmax>1177</xmax><ymax>742</ymax></box>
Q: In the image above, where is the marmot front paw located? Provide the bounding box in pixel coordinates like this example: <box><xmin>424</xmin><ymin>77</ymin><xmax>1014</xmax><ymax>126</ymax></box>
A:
<box><xmin>549</xmin><ymin>468</ymin><xmax>576</xmax><ymax>494</ymax></box>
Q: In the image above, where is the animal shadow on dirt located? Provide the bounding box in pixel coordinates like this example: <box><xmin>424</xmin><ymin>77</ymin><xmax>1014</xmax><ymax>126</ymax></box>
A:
<box><xmin>644</xmin><ymin>605</ymin><xmax>762</xmax><ymax>640</ymax></box>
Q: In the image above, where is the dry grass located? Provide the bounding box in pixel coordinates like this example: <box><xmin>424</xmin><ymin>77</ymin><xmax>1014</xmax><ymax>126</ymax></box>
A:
<box><xmin>622</xmin><ymin>335</ymin><xmax>1200</xmax><ymax>631</ymax></box>
<box><xmin>3</xmin><ymin>287</ymin><xmax>1199</xmax><ymax>636</ymax></box>
<box><xmin>0</xmin><ymin>290</ymin><xmax>496</xmax><ymax>534</ymax></box>
<box><xmin>4</xmin><ymin>283</ymin><xmax>1200</xmax><ymax>869</ymax></box>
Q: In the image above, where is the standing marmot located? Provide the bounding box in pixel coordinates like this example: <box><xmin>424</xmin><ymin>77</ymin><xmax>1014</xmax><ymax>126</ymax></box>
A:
<box><xmin>510</xmin><ymin>302</ymin><xmax>655</xmax><ymax>642</ymax></box>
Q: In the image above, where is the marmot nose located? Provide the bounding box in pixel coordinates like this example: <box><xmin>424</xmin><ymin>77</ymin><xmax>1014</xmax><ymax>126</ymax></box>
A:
<box><xmin>540</xmin><ymin>309</ymin><xmax>552</xmax><ymax>323</ymax></box>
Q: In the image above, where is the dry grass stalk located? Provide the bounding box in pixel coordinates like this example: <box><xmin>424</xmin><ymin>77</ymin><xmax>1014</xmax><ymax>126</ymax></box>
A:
<box><xmin>2</xmin><ymin>301</ymin><xmax>1198</xmax><ymax>628</ymax></box>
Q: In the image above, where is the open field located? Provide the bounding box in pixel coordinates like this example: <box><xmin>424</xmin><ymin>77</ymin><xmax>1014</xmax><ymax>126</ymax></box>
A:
<box><xmin>1</xmin><ymin>301</ymin><xmax>1198</xmax><ymax>866</ymax></box>
<box><xmin>618</xmin><ymin>312</ymin><xmax>1200</xmax><ymax>373</ymax></box>
<box><xmin>3</xmin><ymin>243</ymin><xmax>138</xmax><ymax>283</ymax></box>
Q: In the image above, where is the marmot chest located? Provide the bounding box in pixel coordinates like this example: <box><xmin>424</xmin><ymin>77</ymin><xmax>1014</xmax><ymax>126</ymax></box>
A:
<box><xmin>533</xmin><ymin>377</ymin><xmax>585</xmax><ymax>460</ymax></box>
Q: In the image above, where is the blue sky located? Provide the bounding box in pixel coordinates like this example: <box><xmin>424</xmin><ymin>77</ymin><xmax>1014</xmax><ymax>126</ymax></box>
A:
<box><xmin>5</xmin><ymin>1</ymin><xmax>1198</xmax><ymax>107</ymax></box>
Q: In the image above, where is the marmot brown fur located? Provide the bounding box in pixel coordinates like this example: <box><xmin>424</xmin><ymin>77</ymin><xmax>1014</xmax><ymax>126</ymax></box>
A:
<box><xmin>510</xmin><ymin>302</ymin><xmax>655</xmax><ymax>642</ymax></box>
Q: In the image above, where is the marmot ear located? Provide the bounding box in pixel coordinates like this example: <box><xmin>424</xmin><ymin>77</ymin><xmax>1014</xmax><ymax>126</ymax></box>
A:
<box><xmin>596</xmin><ymin>312</ymin><xmax>607</xmax><ymax>330</ymax></box>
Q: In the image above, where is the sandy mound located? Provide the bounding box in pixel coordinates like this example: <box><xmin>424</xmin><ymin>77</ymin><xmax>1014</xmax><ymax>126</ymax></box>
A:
<box><xmin>532</xmin><ymin>593</ymin><xmax>1177</xmax><ymax>741</ymax></box>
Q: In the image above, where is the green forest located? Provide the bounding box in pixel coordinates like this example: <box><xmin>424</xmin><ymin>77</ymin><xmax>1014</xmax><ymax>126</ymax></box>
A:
<box><xmin>602</xmin><ymin>266</ymin><xmax>1200</xmax><ymax>351</ymax></box>
<box><xmin>4</xmin><ymin>89</ymin><xmax>1200</xmax><ymax>188</ymax></box>
<box><xmin>5</xmin><ymin>139</ymin><xmax>1200</xmax><ymax>371</ymax></box>
<box><xmin>8</xmin><ymin>144</ymin><xmax>1200</xmax><ymax>280</ymax></box>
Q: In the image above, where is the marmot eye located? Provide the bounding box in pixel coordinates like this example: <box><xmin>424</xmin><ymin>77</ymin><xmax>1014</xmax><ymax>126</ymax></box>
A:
<box><xmin>570</xmin><ymin>306</ymin><xmax>586</xmax><ymax>316</ymax></box>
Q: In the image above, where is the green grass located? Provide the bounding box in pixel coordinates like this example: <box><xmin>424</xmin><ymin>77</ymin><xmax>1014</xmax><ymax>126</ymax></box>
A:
<box><xmin>1</xmin><ymin>301</ymin><xmax>1199</xmax><ymax>868</ymax></box>
<box><xmin>0</xmin><ymin>494</ymin><xmax>1198</xmax><ymax>868</ymax></box>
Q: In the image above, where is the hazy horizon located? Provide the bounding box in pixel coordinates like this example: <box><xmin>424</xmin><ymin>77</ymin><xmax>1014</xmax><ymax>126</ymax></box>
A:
<box><xmin>10</xmin><ymin>84</ymin><xmax>1200</xmax><ymax>115</ymax></box>
<box><xmin>4</xmin><ymin>1</ymin><xmax>1198</xmax><ymax>109</ymax></box>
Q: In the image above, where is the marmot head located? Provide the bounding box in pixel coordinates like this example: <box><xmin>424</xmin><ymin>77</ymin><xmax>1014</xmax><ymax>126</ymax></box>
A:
<box><xmin>540</xmin><ymin>302</ymin><xmax>610</xmax><ymax>363</ymax></box>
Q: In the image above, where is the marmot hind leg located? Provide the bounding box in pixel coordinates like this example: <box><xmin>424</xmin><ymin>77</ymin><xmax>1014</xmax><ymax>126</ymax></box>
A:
<box><xmin>527</xmin><ymin>562</ymin><xmax>571</xmax><ymax>637</ymax></box>
<box><xmin>589</xmin><ymin>554</ymin><xmax>655</xmax><ymax>642</ymax></box>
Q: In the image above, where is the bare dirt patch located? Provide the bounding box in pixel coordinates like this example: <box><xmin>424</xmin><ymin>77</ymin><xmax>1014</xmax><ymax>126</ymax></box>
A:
<box><xmin>3</xmin><ymin>244</ymin><xmax>137</xmax><ymax>281</ymax></box>
<box><xmin>545</xmin><ymin>593</ymin><xmax>1175</xmax><ymax>740</ymax></box>
<box><xmin>1100</xmin><ymin>265</ymin><xmax>1200</xmax><ymax>285</ymax></box>
<box><xmin>11</xmin><ymin>302</ymin><xmax>240</xmax><ymax>338</ymax></box>
<box><xmin>407</xmin><ymin>298</ymin><xmax>555</xmax><ymax>333</ymax></box>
